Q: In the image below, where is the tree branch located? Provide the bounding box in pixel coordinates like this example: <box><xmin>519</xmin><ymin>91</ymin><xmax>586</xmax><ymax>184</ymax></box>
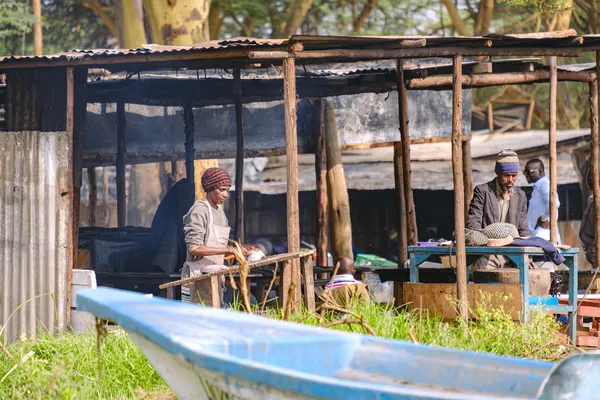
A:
<box><xmin>479</xmin><ymin>0</ymin><xmax>494</xmax><ymax>36</ymax></box>
<box><xmin>465</xmin><ymin>0</ymin><xmax>477</xmax><ymax>20</ymax></box>
<box><xmin>353</xmin><ymin>0</ymin><xmax>379</xmax><ymax>34</ymax></box>
<box><xmin>79</xmin><ymin>0</ymin><xmax>118</xmax><ymax>39</ymax></box>
<box><xmin>441</xmin><ymin>0</ymin><xmax>470</xmax><ymax>35</ymax></box>
<box><xmin>474</xmin><ymin>0</ymin><xmax>485</xmax><ymax>35</ymax></box>
<box><xmin>282</xmin><ymin>0</ymin><xmax>314</xmax><ymax>37</ymax></box>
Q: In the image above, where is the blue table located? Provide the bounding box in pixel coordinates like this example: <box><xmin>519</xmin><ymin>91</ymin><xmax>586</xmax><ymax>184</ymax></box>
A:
<box><xmin>408</xmin><ymin>246</ymin><xmax>579</xmax><ymax>344</ymax></box>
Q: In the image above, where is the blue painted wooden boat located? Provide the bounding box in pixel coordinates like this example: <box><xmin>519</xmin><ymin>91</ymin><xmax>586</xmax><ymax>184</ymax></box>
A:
<box><xmin>77</xmin><ymin>287</ymin><xmax>599</xmax><ymax>400</ymax></box>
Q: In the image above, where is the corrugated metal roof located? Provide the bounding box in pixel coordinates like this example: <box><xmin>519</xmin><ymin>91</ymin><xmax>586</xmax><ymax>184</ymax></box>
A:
<box><xmin>0</xmin><ymin>31</ymin><xmax>591</xmax><ymax>69</ymax></box>
<box><xmin>0</xmin><ymin>131</ymin><xmax>71</xmax><ymax>343</ymax></box>
<box><xmin>0</xmin><ymin>37</ymin><xmax>291</xmax><ymax>65</ymax></box>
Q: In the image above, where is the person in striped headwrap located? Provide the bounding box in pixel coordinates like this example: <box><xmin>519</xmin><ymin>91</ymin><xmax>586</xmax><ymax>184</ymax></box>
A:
<box><xmin>467</xmin><ymin>150</ymin><xmax>531</xmax><ymax>269</ymax></box>
<box><xmin>181</xmin><ymin>168</ymin><xmax>241</xmax><ymax>306</ymax></box>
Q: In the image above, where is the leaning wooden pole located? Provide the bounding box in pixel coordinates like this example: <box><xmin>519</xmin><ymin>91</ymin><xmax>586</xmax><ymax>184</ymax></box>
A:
<box><xmin>315</xmin><ymin>99</ymin><xmax>329</xmax><ymax>268</ymax></box>
<box><xmin>116</xmin><ymin>102</ymin><xmax>127</xmax><ymax>227</ymax></box>
<box><xmin>452</xmin><ymin>55</ymin><xmax>468</xmax><ymax>321</ymax></box>
<box><xmin>393</xmin><ymin>140</ymin><xmax>407</xmax><ymax>307</ymax></box>
<box><xmin>234</xmin><ymin>68</ymin><xmax>245</xmax><ymax>243</ymax></box>
<box><xmin>325</xmin><ymin>100</ymin><xmax>353</xmax><ymax>261</ymax></box>
<box><xmin>593</xmin><ymin>54</ymin><xmax>600</xmax><ymax>271</ymax></box>
<box><xmin>283</xmin><ymin>57</ymin><xmax>302</xmax><ymax>312</ymax></box>
<box><xmin>462</xmin><ymin>138</ymin><xmax>473</xmax><ymax>220</ymax></box>
<box><xmin>397</xmin><ymin>59</ymin><xmax>418</xmax><ymax>245</ymax></box>
<box><xmin>183</xmin><ymin>105</ymin><xmax>195</xmax><ymax>186</ymax></box>
<box><xmin>549</xmin><ymin>56</ymin><xmax>558</xmax><ymax>244</ymax></box>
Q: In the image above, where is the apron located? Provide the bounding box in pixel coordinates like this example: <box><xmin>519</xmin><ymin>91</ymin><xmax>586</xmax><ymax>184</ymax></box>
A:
<box><xmin>182</xmin><ymin>199</ymin><xmax>231</xmax><ymax>306</ymax></box>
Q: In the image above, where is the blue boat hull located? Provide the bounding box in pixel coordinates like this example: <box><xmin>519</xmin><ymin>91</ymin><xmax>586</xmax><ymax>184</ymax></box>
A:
<box><xmin>76</xmin><ymin>288</ymin><xmax>598</xmax><ymax>400</ymax></box>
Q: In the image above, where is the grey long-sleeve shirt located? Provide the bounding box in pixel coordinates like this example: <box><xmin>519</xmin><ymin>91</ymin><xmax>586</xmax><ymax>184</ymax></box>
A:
<box><xmin>183</xmin><ymin>201</ymin><xmax>228</xmax><ymax>253</ymax></box>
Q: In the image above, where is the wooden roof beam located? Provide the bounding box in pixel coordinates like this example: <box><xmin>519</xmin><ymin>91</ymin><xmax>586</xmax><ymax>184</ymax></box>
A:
<box><xmin>407</xmin><ymin>69</ymin><xmax>596</xmax><ymax>90</ymax></box>
<box><xmin>292</xmin><ymin>47</ymin><xmax>583</xmax><ymax>62</ymax></box>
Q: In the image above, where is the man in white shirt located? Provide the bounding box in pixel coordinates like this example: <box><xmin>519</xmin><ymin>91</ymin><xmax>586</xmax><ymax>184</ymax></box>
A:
<box><xmin>523</xmin><ymin>159</ymin><xmax>561</xmax><ymax>244</ymax></box>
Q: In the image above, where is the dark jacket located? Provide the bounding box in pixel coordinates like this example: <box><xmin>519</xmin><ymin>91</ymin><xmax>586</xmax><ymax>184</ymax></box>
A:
<box><xmin>467</xmin><ymin>179</ymin><xmax>529</xmax><ymax>237</ymax></box>
<box><xmin>579</xmin><ymin>198</ymin><xmax>595</xmax><ymax>265</ymax></box>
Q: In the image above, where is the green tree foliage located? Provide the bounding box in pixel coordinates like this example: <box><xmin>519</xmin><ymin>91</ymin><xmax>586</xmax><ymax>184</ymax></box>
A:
<box><xmin>0</xmin><ymin>1</ymin><xmax>35</xmax><ymax>40</ymax></box>
<box><xmin>0</xmin><ymin>0</ymin><xmax>115</xmax><ymax>56</ymax></box>
<box><xmin>497</xmin><ymin>0</ymin><xmax>568</xmax><ymax>14</ymax></box>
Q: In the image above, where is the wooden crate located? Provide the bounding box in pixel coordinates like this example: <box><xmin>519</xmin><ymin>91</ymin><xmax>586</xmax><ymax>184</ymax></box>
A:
<box><xmin>402</xmin><ymin>283</ymin><xmax>523</xmax><ymax>320</ymax></box>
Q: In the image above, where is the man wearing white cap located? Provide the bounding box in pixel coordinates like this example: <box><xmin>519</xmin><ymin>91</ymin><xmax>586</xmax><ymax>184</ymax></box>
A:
<box><xmin>467</xmin><ymin>149</ymin><xmax>530</xmax><ymax>269</ymax></box>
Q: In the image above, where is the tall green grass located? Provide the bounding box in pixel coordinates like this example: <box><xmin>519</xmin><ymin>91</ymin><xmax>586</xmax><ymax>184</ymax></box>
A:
<box><xmin>0</xmin><ymin>296</ymin><xmax>571</xmax><ymax>399</ymax></box>
<box><xmin>0</xmin><ymin>328</ymin><xmax>169</xmax><ymax>399</ymax></box>
<box><xmin>283</xmin><ymin>298</ymin><xmax>572</xmax><ymax>362</ymax></box>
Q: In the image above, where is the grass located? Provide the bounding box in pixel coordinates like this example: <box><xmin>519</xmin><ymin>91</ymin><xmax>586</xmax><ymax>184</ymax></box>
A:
<box><xmin>0</xmin><ymin>328</ymin><xmax>170</xmax><ymax>399</ymax></box>
<box><xmin>283</xmin><ymin>296</ymin><xmax>573</xmax><ymax>362</ymax></box>
<box><xmin>0</xmin><ymin>295</ymin><xmax>573</xmax><ymax>399</ymax></box>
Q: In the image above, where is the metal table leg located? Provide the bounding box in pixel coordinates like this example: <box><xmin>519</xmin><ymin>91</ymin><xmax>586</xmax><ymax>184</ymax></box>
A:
<box><xmin>410</xmin><ymin>253</ymin><xmax>419</xmax><ymax>283</ymax></box>
<box><xmin>519</xmin><ymin>254</ymin><xmax>530</xmax><ymax>323</ymax></box>
<box><xmin>566</xmin><ymin>255</ymin><xmax>578</xmax><ymax>345</ymax></box>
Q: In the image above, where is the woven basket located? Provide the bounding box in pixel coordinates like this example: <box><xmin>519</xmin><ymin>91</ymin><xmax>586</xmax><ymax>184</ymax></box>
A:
<box><xmin>465</xmin><ymin>229</ymin><xmax>488</xmax><ymax>246</ymax></box>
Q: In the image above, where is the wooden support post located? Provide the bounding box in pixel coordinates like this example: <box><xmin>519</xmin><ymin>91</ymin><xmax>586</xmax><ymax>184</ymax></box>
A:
<box><xmin>593</xmin><ymin>54</ymin><xmax>600</xmax><ymax>271</ymax></box>
<box><xmin>393</xmin><ymin>142</ymin><xmax>408</xmax><ymax>264</ymax></box>
<box><xmin>393</xmin><ymin>141</ymin><xmax>407</xmax><ymax>306</ymax></box>
<box><xmin>283</xmin><ymin>57</ymin><xmax>302</xmax><ymax>312</ymax></box>
<box><xmin>67</xmin><ymin>67</ymin><xmax>87</xmax><ymax>327</ymax></box>
<box><xmin>397</xmin><ymin>59</ymin><xmax>418</xmax><ymax>246</ymax></box>
<box><xmin>315</xmin><ymin>99</ymin><xmax>329</xmax><ymax>270</ymax></box>
<box><xmin>302</xmin><ymin>255</ymin><xmax>316</xmax><ymax>312</ymax></box>
<box><xmin>116</xmin><ymin>102</ymin><xmax>127</xmax><ymax>228</ymax></box>
<box><xmin>549</xmin><ymin>56</ymin><xmax>558</xmax><ymax>244</ymax></box>
<box><xmin>32</xmin><ymin>0</ymin><xmax>42</xmax><ymax>56</ymax></box>
<box><xmin>66</xmin><ymin>67</ymin><xmax>75</xmax><ymax>327</ymax></box>
<box><xmin>325</xmin><ymin>100</ymin><xmax>353</xmax><ymax>262</ymax></box>
<box><xmin>183</xmin><ymin>105</ymin><xmax>195</xmax><ymax>185</ymax></box>
<box><xmin>452</xmin><ymin>55</ymin><xmax>468</xmax><ymax>321</ymax></box>
<box><xmin>278</xmin><ymin>260</ymin><xmax>292</xmax><ymax>311</ymax></box>
<box><xmin>462</xmin><ymin>138</ymin><xmax>473</xmax><ymax>220</ymax></box>
<box><xmin>88</xmin><ymin>168</ymin><xmax>97</xmax><ymax>226</ymax></box>
<box><xmin>234</xmin><ymin>68</ymin><xmax>245</xmax><ymax>243</ymax></box>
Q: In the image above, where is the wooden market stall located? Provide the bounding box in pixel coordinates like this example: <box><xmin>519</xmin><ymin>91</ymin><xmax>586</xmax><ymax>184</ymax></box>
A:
<box><xmin>3</xmin><ymin>31</ymin><xmax>600</xmax><ymax>343</ymax></box>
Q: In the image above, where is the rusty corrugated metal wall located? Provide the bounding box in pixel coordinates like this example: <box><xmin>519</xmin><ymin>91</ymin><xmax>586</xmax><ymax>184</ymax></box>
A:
<box><xmin>0</xmin><ymin>131</ymin><xmax>71</xmax><ymax>343</ymax></box>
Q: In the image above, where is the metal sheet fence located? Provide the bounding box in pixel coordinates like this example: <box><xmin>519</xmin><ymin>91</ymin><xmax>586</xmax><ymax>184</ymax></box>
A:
<box><xmin>0</xmin><ymin>131</ymin><xmax>71</xmax><ymax>343</ymax></box>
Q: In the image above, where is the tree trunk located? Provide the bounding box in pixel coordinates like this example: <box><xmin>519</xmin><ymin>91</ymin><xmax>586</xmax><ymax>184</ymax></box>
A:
<box><xmin>555</xmin><ymin>0</ymin><xmax>574</xmax><ymax>32</ymax></box>
<box><xmin>143</xmin><ymin>0</ymin><xmax>211</xmax><ymax>45</ymax></box>
<box><xmin>208</xmin><ymin>5</ymin><xmax>223</xmax><ymax>39</ymax></box>
<box><xmin>281</xmin><ymin>0</ymin><xmax>314</xmax><ymax>37</ymax></box>
<box><xmin>116</xmin><ymin>0</ymin><xmax>146</xmax><ymax>48</ymax></box>
<box><xmin>132</xmin><ymin>0</ymin><xmax>218</xmax><ymax>210</ymax></box>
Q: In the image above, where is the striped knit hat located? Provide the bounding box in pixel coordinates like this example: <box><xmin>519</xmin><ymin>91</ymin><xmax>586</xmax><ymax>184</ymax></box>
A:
<box><xmin>495</xmin><ymin>149</ymin><xmax>520</xmax><ymax>174</ymax></box>
<box><xmin>201</xmin><ymin>168</ymin><xmax>232</xmax><ymax>193</ymax></box>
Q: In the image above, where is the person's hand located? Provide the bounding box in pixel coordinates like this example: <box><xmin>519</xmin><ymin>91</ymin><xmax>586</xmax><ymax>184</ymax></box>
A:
<box><xmin>529</xmin><ymin>260</ymin><xmax>538</xmax><ymax>269</ymax></box>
